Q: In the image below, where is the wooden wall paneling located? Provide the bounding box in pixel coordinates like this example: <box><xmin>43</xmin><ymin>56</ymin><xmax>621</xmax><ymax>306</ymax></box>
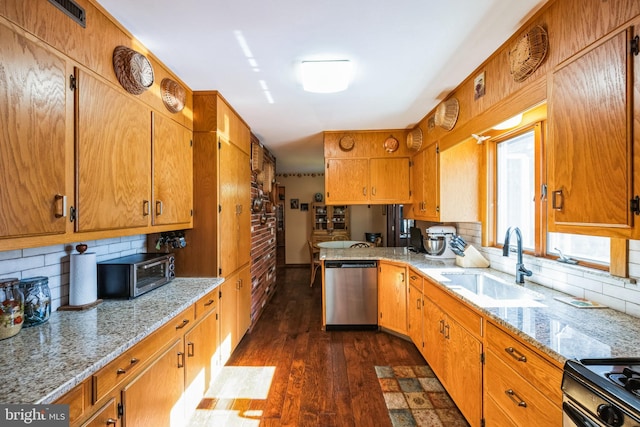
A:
<box><xmin>193</xmin><ymin>91</ymin><xmax>219</xmax><ymax>132</ymax></box>
<box><xmin>2</xmin><ymin>0</ymin><xmax>193</xmax><ymax>129</ymax></box>
<box><xmin>174</xmin><ymin>132</ymin><xmax>219</xmax><ymax>277</ymax></box>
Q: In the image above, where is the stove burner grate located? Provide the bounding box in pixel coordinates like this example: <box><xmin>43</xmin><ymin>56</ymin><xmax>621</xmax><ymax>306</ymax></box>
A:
<box><xmin>607</xmin><ymin>367</ymin><xmax>640</xmax><ymax>396</ymax></box>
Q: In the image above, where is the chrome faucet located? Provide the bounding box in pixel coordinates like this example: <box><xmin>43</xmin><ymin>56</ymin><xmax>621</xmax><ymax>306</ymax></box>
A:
<box><xmin>502</xmin><ymin>226</ymin><xmax>532</xmax><ymax>284</ymax></box>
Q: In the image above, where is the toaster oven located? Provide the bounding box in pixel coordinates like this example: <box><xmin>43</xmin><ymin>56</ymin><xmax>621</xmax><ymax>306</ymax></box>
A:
<box><xmin>97</xmin><ymin>253</ymin><xmax>175</xmax><ymax>299</ymax></box>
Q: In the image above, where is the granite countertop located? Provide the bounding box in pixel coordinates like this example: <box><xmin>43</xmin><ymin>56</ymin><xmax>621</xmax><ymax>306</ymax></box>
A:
<box><xmin>0</xmin><ymin>277</ymin><xmax>224</xmax><ymax>404</ymax></box>
<box><xmin>320</xmin><ymin>247</ymin><xmax>640</xmax><ymax>364</ymax></box>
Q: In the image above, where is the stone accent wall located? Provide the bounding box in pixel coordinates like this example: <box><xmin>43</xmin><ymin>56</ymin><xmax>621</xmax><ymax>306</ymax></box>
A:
<box><xmin>250</xmin><ymin>135</ymin><xmax>278</xmax><ymax>326</ymax></box>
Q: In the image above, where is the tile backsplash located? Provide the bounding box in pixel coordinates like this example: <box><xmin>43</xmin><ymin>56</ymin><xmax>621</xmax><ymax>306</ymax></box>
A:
<box><xmin>0</xmin><ymin>235</ymin><xmax>147</xmax><ymax>311</ymax></box>
<box><xmin>455</xmin><ymin>222</ymin><xmax>640</xmax><ymax>318</ymax></box>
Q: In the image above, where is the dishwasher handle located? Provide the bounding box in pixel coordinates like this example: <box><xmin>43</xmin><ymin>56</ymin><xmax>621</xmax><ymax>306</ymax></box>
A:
<box><xmin>325</xmin><ymin>261</ymin><xmax>378</xmax><ymax>269</ymax></box>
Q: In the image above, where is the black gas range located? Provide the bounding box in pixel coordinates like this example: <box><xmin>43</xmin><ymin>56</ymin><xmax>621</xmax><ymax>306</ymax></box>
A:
<box><xmin>563</xmin><ymin>358</ymin><xmax>640</xmax><ymax>427</ymax></box>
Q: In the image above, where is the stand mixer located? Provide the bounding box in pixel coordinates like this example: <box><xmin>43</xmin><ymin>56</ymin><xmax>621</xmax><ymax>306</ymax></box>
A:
<box><xmin>423</xmin><ymin>225</ymin><xmax>457</xmax><ymax>258</ymax></box>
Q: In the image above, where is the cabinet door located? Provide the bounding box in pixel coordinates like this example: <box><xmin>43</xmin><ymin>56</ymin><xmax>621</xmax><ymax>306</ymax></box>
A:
<box><xmin>219</xmin><ymin>139</ymin><xmax>242</xmax><ymax>274</ymax></box>
<box><xmin>219</xmin><ymin>273</ymin><xmax>238</xmax><ymax>364</ymax></box>
<box><xmin>325</xmin><ymin>158</ymin><xmax>369</xmax><ymax>203</ymax></box>
<box><xmin>370</xmin><ymin>157</ymin><xmax>411</xmax><ymax>202</ymax></box>
<box><xmin>122</xmin><ymin>339</ymin><xmax>184</xmax><ymax>427</ymax></box>
<box><xmin>152</xmin><ymin>113</ymin><xmax>193</xmax><ymax>226</ymax></box>
<box><xmin>440</xmin><ymin>139</ymin><xmax>480</xmax><ymax>222</ymax></box>
<box><xmin>185</xmin><ymin>309</ymin><xmax>218</xmax><ymax>421</ymax></box>
<box><xmin>235</xmin><ymin>148</ymin><xmax>251</xmax><ymax>268</ymax></box>
<box><xmin>237</xmin><ymin>264</ymin><xmax>252</xmax><ymax>340</ymax></box>
<box><xmin>407</xmin><ymin>282</ymin><xmax>423</xmax><ymax>349</ymax></box>
<box><xmin>422</xmin><ymin>297</ymin><xmax>445</xmax><ymax>380</ymax></box>
<box><xmin>548</xmin><ymin>28</ymin><xmax>632</xmax><ymax>235</ymax></box>
<box><xmin>0</xmin><ymin>23</ymin><xmax>68</xmax><ymax>238</ymax></box>
<box><xmin>406</xmin><ymin>149</ymin><xmax>426</xmax><ymax>219</ymax></box>
<box><xmin>378</xmin><ymin>262</ymin><xmax>407</xmax><ymax>334</ymax></box>
<box><xmin>76</xmin><ymin>70</ymin><xmax>151</xmax><ymax>231</ymax></box>
<box><xmin>422</xmin><ymin>143</ymin><xmax>440</xmax><ymax>221</ymax></box>
<box><xmin>445</xmin><ymin>317</ymin><xmax>482</xmax><ymax>427</ymax></box>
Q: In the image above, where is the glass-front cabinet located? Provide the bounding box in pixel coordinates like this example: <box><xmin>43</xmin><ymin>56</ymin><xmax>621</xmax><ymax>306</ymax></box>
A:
<box><xmin>311</xmin><ymin>203</ymin><xmax>350</xmax><ymax>243</ymax></box>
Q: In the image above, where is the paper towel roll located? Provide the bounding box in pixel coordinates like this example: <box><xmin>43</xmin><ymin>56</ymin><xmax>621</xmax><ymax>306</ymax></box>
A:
<box><xmin>70</xmin><ymin>252</ymin><xmax>97</xmax><ymax>306</ymax></box>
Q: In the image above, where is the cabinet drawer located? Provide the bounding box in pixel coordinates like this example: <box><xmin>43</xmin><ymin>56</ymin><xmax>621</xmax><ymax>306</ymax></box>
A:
<box><xmin>81</xmin><ymin>397</ymin><xmax>117</xmax><ymax>427</ymax></box>
<box><xmin>424</xmin><ymin>279</ymin><xmax>482</xmax><ymax>337</ymax></box>
<box><xmin>55</xmin><ymin>379</ymin><xmax>90</xmax><ymax>425</ymax></box>
<box><xmin>486</xmin><ymin>322</ymin><xmax>562</xmax><ymax>403</ymax></box>
<box><xmin>484</xmin><ymin>394</ymin><xmax>521</xmax><ymax>427</ymax></box>
<box><xmin>195</xmin><ymin>289</ymin><xmax>217</xmax><ymax>318</ymax></box>
<box><xmin>485</xmin><ymin>348</ymin><xmax>561</xmax><ymax>427</ymax></box>
<box><xmin>92</xmin><ymin>305</ymin><xmax>194</xmax><ymax>403</ymax></box>
<box><xmin>408</xmin><ymin>268</ymin><xmax>423</xmax><ymax>290</ymax></box>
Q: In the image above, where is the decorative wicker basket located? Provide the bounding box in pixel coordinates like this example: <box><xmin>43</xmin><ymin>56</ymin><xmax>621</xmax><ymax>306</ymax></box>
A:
<box><xmin>160</xmin><ymin>78</ymin><xmax>186</xmax><ymax>113</ymax></box>
<box><xmin>112</xmin><ymin>46</ymin><xmax>154</xmax><ymax>95</ymax></box>
<box><xmin>509</xmin><ymin>25</ymin><xmax>548</xmax><ymax>83</ymax></box>
<box><xmin>339</xmin><ymin>135</ymin><xmax>355</xmax><ymax>151</ymax></box>
<box><xmin>434</xmin><ymin>97</ymin><xmax>459</xmax><ymax>131</ymax></box>
<box><xmin>406</xmin><ymin>127</ymin><xmax>423</xmax><ymax>151</ymax></box>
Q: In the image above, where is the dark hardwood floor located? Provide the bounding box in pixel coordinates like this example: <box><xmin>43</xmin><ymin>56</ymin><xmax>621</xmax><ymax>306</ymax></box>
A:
<box><xmin>188</xmin><ymin>267</ymin><xmax>431</xmax><ymax>427</ymax></box>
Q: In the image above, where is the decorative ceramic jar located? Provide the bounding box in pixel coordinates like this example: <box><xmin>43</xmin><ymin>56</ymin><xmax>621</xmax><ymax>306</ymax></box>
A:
<box><xmin>19</xmin><ymin>276</ymin><xmax>51</xmax><ymax>327</ymax></box>
<box><xmin>0</xmin><ymin>278</ymin><xmax>24</xmax><ymax>339</ymax></box>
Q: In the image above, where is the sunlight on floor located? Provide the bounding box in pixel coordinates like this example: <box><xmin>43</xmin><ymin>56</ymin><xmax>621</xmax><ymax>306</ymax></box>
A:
<box><xmin>187</xmin><ymin>366</ymin><xmax>276</xmax><ymax>427</ymax></box>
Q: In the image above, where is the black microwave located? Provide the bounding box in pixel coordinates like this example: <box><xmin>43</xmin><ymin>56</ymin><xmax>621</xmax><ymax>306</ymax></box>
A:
<box><xmin>97</xmin><ymin>253</ymin><xmax>175</xmax><ymax>299</ymax></box>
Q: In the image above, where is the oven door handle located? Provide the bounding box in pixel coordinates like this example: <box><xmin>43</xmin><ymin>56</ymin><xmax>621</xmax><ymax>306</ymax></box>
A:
<box><xmin>563</xmin><ymin>401</ymin><xmax>600</xmax><ymax>427</ymax></box>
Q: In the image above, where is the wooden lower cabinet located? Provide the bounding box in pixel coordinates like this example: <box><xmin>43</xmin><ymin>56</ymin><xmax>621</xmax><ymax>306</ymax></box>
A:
<box><xmin>484</xmin><ymin>322</ymin><xmax>562</xmax><ymax>426</ymax></box>
<box><xmin>378</xmin><ymin>261</ymin><xmax>408</xmax><ymax>335</ymax></box>
<box><xmin>237</xmin><ymin>264</ymin><xmax>252</xmax><ymax>339</ymax></box>
<box><xmin>81</xmin><ymin>398</ymin><xmax>117</xmax><ymax>427</ymax></box>
<box><xmin>184</xmin><ymin>307</ymin><xmax>219</xmax><ymax>421</ymax></box>
<box><xmin>406</xmin><ymin>270</ymin><xmax>423</xmax><ymax>349</ymax></box>
<box><xmin>422</xmin><ymin>296</ymin><xmax>482</xmax><ymax>427</ymax></box>
<box><xmin>122</xmin><ymin>339</ymin><xmax>185</xmax><ymax>427</ymax></box>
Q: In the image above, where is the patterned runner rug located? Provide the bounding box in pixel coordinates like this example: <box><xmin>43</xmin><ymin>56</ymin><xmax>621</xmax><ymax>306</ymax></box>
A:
<box><xmin>374</xmin><ymin>365</ymin><xmax>470</xmax><ymax>427</ymax></box>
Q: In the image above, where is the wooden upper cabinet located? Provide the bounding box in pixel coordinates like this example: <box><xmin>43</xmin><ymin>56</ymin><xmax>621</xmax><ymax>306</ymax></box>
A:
<box><xmin>325</xmin><ymin>158</ymin><xmax>369</xmax><ymax>204</ymax></box>
<box><xmin>370</xmin><ymin>157</ymin><xmax>411</xmax><ymax>202</ymax></box>
<box><xmin>76</xmin><ymin>70</ymin><xmax>151</xmax><ymax>232</ymax></box>
<box><xmin>152</xmin><ymin>113</ymin><xmax>193</xmax><ymax>226</ymax></box>
<box><xmin>324</xmin><ymin>130</ymin><xmax>411</xmax><ymax>205</ymax></box>
<box><xmin>548</xmin><ymin>26</ymin><xmax>634</xmax><ymax>237</ymax></box>
<box><xmin>0</xmin><ymin>23</ymin><xmax>69</xmax><ymax>239</ymax></box>
<box><xmin>407</xmin><ymin>139</ymin><xmax>479</xmax><ymax>222</ymax></box>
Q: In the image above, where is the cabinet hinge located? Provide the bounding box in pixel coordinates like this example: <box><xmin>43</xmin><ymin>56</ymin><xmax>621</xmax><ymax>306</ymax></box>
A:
<box><xmin>218</xmin><ymin>289</ymin><xmax>222</xmax><ymax>299</ymax></box>
<box><xmin>480</xmin><ymin>418</ymin><xmax>485</xmax><ymax>427</ymax></box>
<box><xmin>219</xmin><ymin>268</ymin><xmax>222</xmax><ymax>276</ymax></box>
<box><xmin>69</xmin><ymin>206</ymin><xmax>76</xmax><ymax>222</ymax></box>
<box><xmin>218</xmin><ymin>140</ymin><xmax>221</xmax><ymax>149</ymax></box>
<box><xmin>631</xmin><ymin>35</ymin><xmax>639</xmax><ymax>56</ymax></box>
<box><xmin>118</xmin><ymin>403</ymin><xmax>123</xmax><ymax>417</ymax></box>
<box><xmin>632</xmin><ymin>196</ymin><xmax>640</xmax><ymax>215</ymax></box>
<box><xmin>218</xmin><ymin>205</ymin><xmax>222</xmax><ymax>213</ymax></box>
<box><xmin>190</xmin><ymin>209</ymin><xmax>193</xmax><ymax>217</ymax></box>
<box><xmin>480</xmin><ymin>352</ymin><xmax>485</xmax><ymax>364</ymax></box>
<box><xmin>190</xmin><ymin>139</ymin><xmax>193</xmax><ymax>147</ymax></box>
<box><xmin>436</xmin><ymin>144</ymin><xmax>440</xmax><ymax>154</ymax></box>
<box><xmin>69</xmin><ymin>74</ymin><xmax>77</xmax><ymax>91</ymax></box>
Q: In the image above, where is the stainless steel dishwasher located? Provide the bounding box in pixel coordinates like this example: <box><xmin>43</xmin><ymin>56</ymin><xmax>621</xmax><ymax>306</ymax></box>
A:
<box><xmin>324</xmin><ymin>260</ymin><xmax>378</xmax><ymax>330</ymax></box>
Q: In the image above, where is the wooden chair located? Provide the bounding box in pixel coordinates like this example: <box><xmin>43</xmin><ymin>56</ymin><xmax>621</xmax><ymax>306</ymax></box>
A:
<box><xmin>308</xmin><ymin>240</ymin><xmax>321</xmax><ymax>287</ymax></box>
<box><xmin>349</xmin><ymin>242</ymin><xmax>372</xmax><ymax>248</ymax></box>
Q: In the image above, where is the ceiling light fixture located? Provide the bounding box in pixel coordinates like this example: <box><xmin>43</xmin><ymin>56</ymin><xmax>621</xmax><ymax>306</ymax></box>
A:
<box><xmin>301</xmin><ymin>60</ymin><xmax>352</xmax><ymax>93</ymax></box>
<box><xmin>493</xmin><ymin>113</ymin><xmax>523</xmax><ymax>130</ymax></box>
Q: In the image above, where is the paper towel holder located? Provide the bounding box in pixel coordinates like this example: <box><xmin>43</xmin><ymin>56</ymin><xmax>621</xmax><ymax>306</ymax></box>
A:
<box><xmin>58</xmin><ymin>243</ymin><xmax>102</xmax><ymax>311</ymax></box>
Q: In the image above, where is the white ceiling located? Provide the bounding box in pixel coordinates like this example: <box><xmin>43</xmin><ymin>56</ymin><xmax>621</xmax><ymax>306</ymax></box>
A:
<box><xmin>97</xmin><ymin>0</ymin><xmax>547</xmax><ymax>173</ymax></box>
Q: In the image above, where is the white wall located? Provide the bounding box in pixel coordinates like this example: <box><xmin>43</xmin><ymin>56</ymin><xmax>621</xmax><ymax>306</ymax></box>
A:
<box><xmin>350</xmin><ymin>205</ymin><xmax>387</xmax><ymax>244</ymax></box>
<box><xmin>278</xmin><ymin>174</ymin><xmax>325</xmax><ymax>264</ymax></box>
<box><xmin>0</xmin><ymin>235</ymin><xmax>147</xmax><ymax>311</ymax></box>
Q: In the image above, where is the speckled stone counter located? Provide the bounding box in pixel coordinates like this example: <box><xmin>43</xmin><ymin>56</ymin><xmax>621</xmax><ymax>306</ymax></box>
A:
<box><xmin>0</xmin><ymin>277</ymin><xmax>224</xmax><ymax>404</ymax></box>
<box><xmin>321</xmin><ymin>247</ymin><xmax>640</xmax><ymax>364</ymax></box>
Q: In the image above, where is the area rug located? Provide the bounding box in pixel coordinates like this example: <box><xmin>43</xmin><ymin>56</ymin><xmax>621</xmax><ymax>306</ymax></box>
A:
<box><xmin>374</xmin><ymin>365</ymin><xmax>470</xmax><ymax>427</ymax></box>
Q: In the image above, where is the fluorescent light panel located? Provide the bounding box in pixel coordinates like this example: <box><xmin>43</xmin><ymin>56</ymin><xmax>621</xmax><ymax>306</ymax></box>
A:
<box><xmin>301</xmin><ymin>60</ymin><xmax>352</xmax><ymax>93</ymax></box>
<box><xmin>493</xmin><ymin>113</ymin><xmax>523</xmax><ymax>130</ymax></box>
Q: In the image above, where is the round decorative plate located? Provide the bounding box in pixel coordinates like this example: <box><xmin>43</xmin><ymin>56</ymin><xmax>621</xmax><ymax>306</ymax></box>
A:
<box><xmin>384</xmin><ymin>136</ymin><xmax>399</xmax><ymax>153</ymax></box>
<box><xmin>314</xmin><ymin>192</ymin><xmax>323</xmax><ymax>202</ymax></box>
<box><xmin>112</xmin><ymin>46</ymin><xmax>154</xmax><ymax>95</ymax></box>
<box><xmin>339</xmin><ymin>135</ymin><xmax>355</xmax><ymax>151</ymax></box>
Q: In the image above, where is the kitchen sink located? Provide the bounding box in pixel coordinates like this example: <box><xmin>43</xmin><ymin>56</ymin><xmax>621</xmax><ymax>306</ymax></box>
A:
<box><xmin>438</xmin><ymin>272</ymin><xmax>545</xmax><ymax>307</ymax></box>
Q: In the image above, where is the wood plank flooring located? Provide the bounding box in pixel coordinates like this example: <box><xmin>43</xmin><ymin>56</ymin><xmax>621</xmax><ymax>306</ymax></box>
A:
<box><xmin>187</xmin><ymin>267</ymin><xmax>445</xmax><ymax>427</ymax></box>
